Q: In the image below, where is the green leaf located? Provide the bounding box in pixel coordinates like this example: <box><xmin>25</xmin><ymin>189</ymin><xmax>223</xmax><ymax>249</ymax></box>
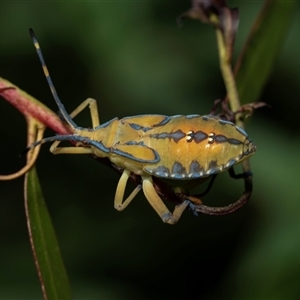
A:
<box><xmin>24</xmin><ymin>167</ymin><xmax>71</xmax><ymax>300</ymax></box>
<box><xmin>235</xmin><ymin>0</ymin><xmax>298</xmax><ymax>104</ymax></box>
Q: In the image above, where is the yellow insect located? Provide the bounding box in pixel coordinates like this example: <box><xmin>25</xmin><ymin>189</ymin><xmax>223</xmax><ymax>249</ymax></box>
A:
<box><xmin>28</xmin><ymin>29</ymin><xmax>256</xmax><ymax>224</ymax></box>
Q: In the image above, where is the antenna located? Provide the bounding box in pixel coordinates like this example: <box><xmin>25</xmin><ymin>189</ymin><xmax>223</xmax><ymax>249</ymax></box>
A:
<box><xmin>29</xmin><ymin>28</ymin><xmax>78</xmax><ymax>129</ymax></box>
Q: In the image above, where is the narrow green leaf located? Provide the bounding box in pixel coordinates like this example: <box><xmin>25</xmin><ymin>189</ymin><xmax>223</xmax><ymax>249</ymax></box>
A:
<box><xmin>24</xmin><ymin>167</ymin><xmax>71</xmax><ymax>300</ymax></box>
<box><xmin>235</xmin><ymin>1</ymin><xmax>297</xmax><ymax>104</ymax></box>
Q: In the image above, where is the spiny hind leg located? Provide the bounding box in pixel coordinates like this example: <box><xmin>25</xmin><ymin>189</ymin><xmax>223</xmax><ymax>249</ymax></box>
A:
<box><xmin>50</xmin><ymin>98</ymin><xmax>100</xmax><ymax>154</ymax></box>
<box><xmin>142</xmin><ymin>176</ymin><xmax>189</xmax><ymax>225</ymax></box>
<box><xmin>114</xmin><ymin>169</ymin><xmax>142</xmax><ymax>211</ymax></box>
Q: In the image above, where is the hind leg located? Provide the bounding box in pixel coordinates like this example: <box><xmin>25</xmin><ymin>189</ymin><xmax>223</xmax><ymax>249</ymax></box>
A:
<box><xmin>142</xmin><ymin>176</ymin><xmax>189</xmax><ymax>224</ymax></box>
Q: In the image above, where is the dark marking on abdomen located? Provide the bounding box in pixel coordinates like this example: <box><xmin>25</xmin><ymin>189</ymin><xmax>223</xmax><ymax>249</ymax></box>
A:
<box><xmin>150</xmin><ymin>129</ymin><xmax>186</xmax><ymax>143</ymax></box>
<box><xmin>171</xmin><ymin>161</ymin><xmax>187</xmax><ymax>178</ymax></box>
<box><xmin>188</xmin><ymin>160</ymin><xmax>205</xmax><ymax>178</ymax></box>
<box><xmin>206</xmin><ymin>160</ymin><xmax>221</xmax><ymax>175</ymax></box>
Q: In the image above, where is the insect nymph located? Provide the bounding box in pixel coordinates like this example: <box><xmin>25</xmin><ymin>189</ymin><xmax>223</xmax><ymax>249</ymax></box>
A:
<box><xmin>28</xmin><ymin>29</ymin><xmax>256</xmax><ymax>225</ymax></box>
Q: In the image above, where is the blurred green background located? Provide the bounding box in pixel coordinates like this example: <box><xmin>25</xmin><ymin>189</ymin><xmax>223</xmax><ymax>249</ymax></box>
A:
<box><xmin>1</xmin><ymin>1</ymin><xmax>300</xmax><ymax>299</ymax></box>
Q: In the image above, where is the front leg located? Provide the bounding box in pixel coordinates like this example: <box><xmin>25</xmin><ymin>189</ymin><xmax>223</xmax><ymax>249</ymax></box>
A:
<box><xmin>50</xmin><ymin>98</ymin><xmax>100</xmax><ymax>155</ymax></box>
<box><xmin>142</xmin><ymin>176</ymin><xmax>189</xmax><ymax>225</ymax></box>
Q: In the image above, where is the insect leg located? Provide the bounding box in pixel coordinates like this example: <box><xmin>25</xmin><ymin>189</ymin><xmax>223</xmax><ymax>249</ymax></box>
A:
<box><xmin>68</xmin><ymin>98</ymin><xmax>100</xmax><ymax>128</ymax></box>
<box><xmin>192</xmin><ymin>174</ymin><xmax>218</xmax><ymax>198</ymax></box>
<box><xmin>142</xmin><ymin>176</ymin><xmax>189</xmax><ymax>224</ymax></box>
<box><xmin>228</xmin><ymin>167</ymin><xmax>252</xmax><ymax>179</ymax></box>
<box><xmin>50</xmin><ymin>98</ymin><xmax>100</xmax><ymax>154</ymax></box>
<box><xmin>50</xmin><ymin>143</ymin><xmax>94</xmax><ymax>155</ymax></box>
<box><xmin>114</xmin><ymin>169</ymin><xmax>142</xmax><ymax>211</ymax></box>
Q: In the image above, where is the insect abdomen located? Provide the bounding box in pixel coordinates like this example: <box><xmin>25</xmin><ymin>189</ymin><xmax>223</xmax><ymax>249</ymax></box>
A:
<box><xmin>143</xmin><ymin>115</ymin><xmax>255</xmax><ymax>179</ymax></box>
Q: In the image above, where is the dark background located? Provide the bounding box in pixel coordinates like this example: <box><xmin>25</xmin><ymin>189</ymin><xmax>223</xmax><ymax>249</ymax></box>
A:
<box><xmin>1</xmin><ymin>1</ymin><xmax>300</xmax><ymax>299</ymax></box>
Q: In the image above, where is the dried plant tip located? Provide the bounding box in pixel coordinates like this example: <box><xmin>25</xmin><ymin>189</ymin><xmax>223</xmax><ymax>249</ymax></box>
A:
<box><xmin>235</xmin><ymin>102</ymin><xmax>270</xmax><ymax>118</ymax></box>
<box><xmin>180</xmin><ymin>0</ymin><xmax>239</xmax><ymax>62</ymax></box>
